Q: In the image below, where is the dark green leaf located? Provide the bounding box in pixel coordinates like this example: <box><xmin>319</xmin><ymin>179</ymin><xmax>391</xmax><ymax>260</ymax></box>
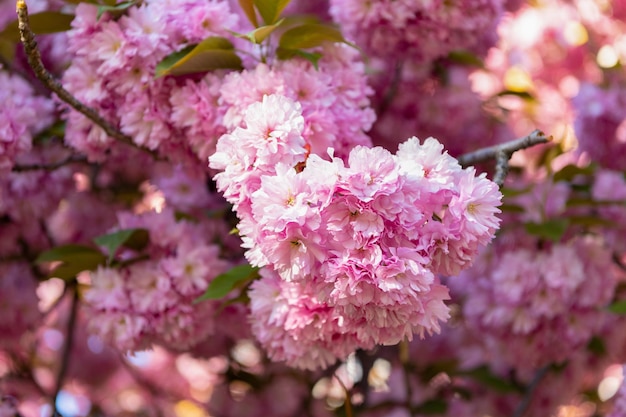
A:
<box><xmin>524</xmin><ymin>219</ymin><xmax>569</xmax><ymax>241</ymax></box>
<box><xmin>36</xmin><ymin>244</ymin><xmax>106</xmax><ymax>281</ymax></box>
<box><xmin>238</xmin><ymin>0</ymin><xmax>258</xmax><ymax>27</ymax></box>
<box><xmin>49</xmin><ymin>252</ymin><xmax>107</xmax><ymax>281</ymax></box>
<box><xmin>413</xmin><ymin>399</ymin><xmax>447</xmax><ymax>414</ymax></box>
<box><xmin>36</xmin><ymin>244</ymin><xmax>102</xmax><ymax>263</ymax></box>
<box><xmin>276</xmin><ymin>47</ymin><xmax>322</xmax><ymax>68</ymax></box>
<box><xmin>94</xmin><ymin>228</ymin><xmax>149</xmax><ymax>263</ymax></box>
<box><xmin>607</xmin><ymin>300</ymin><xmax>626</xmax><ymax>314</ymax></box>
<box><xmin>97</xmin><ymin>1</ymin><xmax>137</xmax><ymax>20</ymax></box>
<box><xmin>195</xmin><ymin>264</ymin><xmax>259</xmax><ymax>302</ymax></box>
<box><xmin>458</xmin><ymin>366</ymin><xmax>520</xmax><ymax>393</ymax></box>
<box><xmin>587</xmin><ymin>336</ymin><xmax>606</xmax><ymax>355</ymax></box>
<box><xmin>155</xmin><ymin>37</ymin><xmax>242</xmax><ymax>78</ymax></box>
<box><xmin>500</xmin><ymin>185</ymin><xmax>532</xmax><ymax>198</ymax></box>
<box><xmin>567</xmin><ymin>215</ymin><xmax>613</xmax><ymax>228</ymax></box>
<box><xmin>279</xmin><ymin>23</ymin><xmax>345</xmax><ymax>50</ymax></box>
<box><xmin>155</xmin><ymin>45</ymin><xmax>195</xmax><ymax>76</ymax></box>
<box><xmin>447</xmin><ymin>50</ymin><xmax>484</xmax><ymax>67</ymax></box>
<box><xmin>0</xmin><ymin>38</ymin><xmax>15</xmax><ymax>64</ymax></box>
<box><xmin>495</xmin><ymin>90</ymin><xmax>535</xmax><ymax>100</ymax></box>
<box><xmin>553</xmin><ymin>163</ymin><xmax>594</xmax><ymax>183</ymax></box>
<box><xmin>0</xmin><ymin>12</ymin><xmax>74</xmax><ymax>42</ymax></box>
<box><xmin>253</xmin><ymin>0</ymin><xmax>291</xmax><ymax>25</ymax></box>
<box><xmin>500</xmin><ymin>203</ymin><xmax>525</xmax><ymax>213</ymax></box>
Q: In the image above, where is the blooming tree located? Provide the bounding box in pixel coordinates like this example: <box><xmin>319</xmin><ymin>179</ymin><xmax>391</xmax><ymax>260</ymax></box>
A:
<box><xmin>1</xmin><ymin>0</ymin><xmax>626</xmax><ymax>416</ymax></box>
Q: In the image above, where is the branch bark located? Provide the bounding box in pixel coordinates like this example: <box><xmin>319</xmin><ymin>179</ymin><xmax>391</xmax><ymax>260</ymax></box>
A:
<box><xmin>15</xmin><ymin>0</ymin><xmax>156</xmax><ymax>157</ymax></box>
<box><xmin>457</xmin><ymin>130</ymin><xmax>552</xmax><ymax>186</ymax></box>
<box><xmin>52</xmin><ymin>286</ymin><xmax>78</xmax><ymax>415</ymax></box>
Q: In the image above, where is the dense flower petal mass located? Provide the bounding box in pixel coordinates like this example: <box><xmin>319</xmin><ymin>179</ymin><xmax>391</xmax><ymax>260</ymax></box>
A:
<box><xmin>211</xmin><ymin>97</ymin><xmax>503</xmax><ymax>367</ymax></box>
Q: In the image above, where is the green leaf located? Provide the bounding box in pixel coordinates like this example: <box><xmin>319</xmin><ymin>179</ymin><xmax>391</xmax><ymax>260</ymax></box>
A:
<box><xmin>36</xmin><ymin>244</ymin><xmax>101</xmax><ymax>263</ymax></box>
<box><xmin>253</xmin><ymin>0</ymin><xmax>291</xmax><ymax>25</ymax></box>
<box><xmin>36</xmin><ymin>244</ymin><xmax>106</xmax><ymax>281</ymax></box>
<box><xmin>49</xmin><ymin>252</ymin><xmax>107</xmax><ymax>281</ymax></box>
<box><xmin>195</xmin><ymin>264</ymin><xmax>259</xmax><ymax>302</ymax></box>
<box><xmin>607</xmin><ymin>300</ymin><xmax>626</xmax><ymax>314</ymax></box>
<box><xmin>553</xmin><ymin>163</ymin><xmax>594</xmax><ymax>182</ymax></box>
<box><xmin>276</xmin><ymin>47</ymin><xmax>322</xmax><ymax>68</ymax></box>
<box><xmin>500</xmin><ymin>185</ymin><xmax>532</xmax><ymax>198</ymax></box>
<box><xmin>238</xmin><ymin>0</ymin><xmax>258</xmax><ymax>27</ymax></box>
<box><xmin>0</xmin><ymin>38</ymin><xmax>15</xmax><ymax>64</ymax></box>
<box><xmin>96</xmin><ymin>1</ymin><xmax>137</xmax><ymax>20</ymax></box>
<box><xmin>587</xmin><ymin>336</ymin><xmax>606</xmax><ymax>355</ymax></box>
<box><xmin>447</xmin><ymin>50</ymin><xmax>484</xmax><ymax>67</ymax></box>
<box><xmin>155</xmin><ymin>37</ymin><xmax>242</xmax><ymax>78</ymax></box>
<box><xmin>499</xmin><ymin>203</ymin><xmax>525</xmax><ymax>213</ymax></box>
<box><xmin>0</xmin><ymin>12</ymin><xmax>75</xmax><ymax>42</ymax></box>
<box><xmin>241</xmin><ymin>19</ymin><xmax>284</xmax><ymax>43</ymax></box>
<box><xmin>524</xmin><ymin>219</ymin><xmax>569</xmax><ymax>241</ymax></box>
<box><xmin>279</xmin><ymin>23</ymin><xmax>346</xmax><ymax>50</ymax></box>
<box><xmin>413</xmin><ymin>399</ymin><xmax>448</xmax><ymax>414</ymax></box>
<box><xmin>458</xmin><ymin>366</ymin><xmax>520</xmax><ymax>393</ymax></box>
<box><xmin>94</xmin><ymin>228</ymin><xmax>149</xmax><ymax>263</ymax></box>
<box><xmin>567</xmin><ymin>215</ymin><xmax>613</xmax><ymax>228</ymax></box>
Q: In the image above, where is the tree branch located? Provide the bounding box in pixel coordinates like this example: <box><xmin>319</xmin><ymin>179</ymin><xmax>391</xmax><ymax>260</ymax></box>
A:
<box><xmin>511</xmin><ymin>365</ymin><xmax>550</xmax><ymax>417</ymax></box>
<box><xmin>15</xmin><ymin>0</ymin><xmax>155</xmax><ymax>157</ymax></box>
<box><xmin>52</xmin><ymin>286</ymin><xmax>79</xmax><ymax>414</ymax></box>
<box><xmin>457</xmin><ymin>130</ymin><xmax>552</xmax><ymax>186</ymax></box>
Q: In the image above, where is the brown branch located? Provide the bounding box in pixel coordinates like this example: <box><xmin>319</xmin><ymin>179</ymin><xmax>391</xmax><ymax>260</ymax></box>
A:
<box><xmin>15</xmin><ymin>0</ymin><xmax>155</xmax><ymax>157</ymax></box>
<box><xmin>333</xmin><ymin>371</ymin><xmax>354</xmax><ymax>417</ymax></box>
<box><xmin>52</xmin><ymin>286</ymin><xmax>79</xmax><ymax>414</ymax></box>
<box><xmin>457</xmin><ymin>130</ymin><xmax>552</xmax><ymax>186</ymax></box>
<box><xmin>511</xmin><ymin>365</ymin><xmax>550</xmax><ymax>417</ymax></box>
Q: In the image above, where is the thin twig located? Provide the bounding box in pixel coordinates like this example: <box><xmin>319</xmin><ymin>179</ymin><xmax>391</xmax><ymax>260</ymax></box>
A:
<box><xmin>398</xmin><ymin>339</ymin><xmax>415</xmax><ymax>415</ymax></box>
<box><xmin>377</xmin><ymin>60</ymin><xmax>404</xmax><ymax>117</ymax></box>
<box><xmin>333</xmin><ymin>371</ymin><xmax>353</xmax><ymax>417</ymax></box>
<box><xmin>52</xmin><ymin>286</ymin><xmax>79</xmax><ymax>413</ymax></box>
<box><xmin>457</xmin><ymin>130</ymin><xmax>552</xmax><ymax>186</ymax></box>
<box><xmin>511</xmin><ymin>365</ymin><xmax>550</xmax><ymax>417</ymax></box>
<box><xmin>613</xmin><ymin>253</ymin><xmax>626</xmax><ymax>273</ymax></box>
<box><xmin>15</xmin><ymin>0</ymin><xmax>155</xmax><ymax>157</ymax></box>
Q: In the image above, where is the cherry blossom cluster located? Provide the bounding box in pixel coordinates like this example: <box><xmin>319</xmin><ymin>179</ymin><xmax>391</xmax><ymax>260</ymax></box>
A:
<box><xmin>328</xmin><ymin>0</ymin><xmax>503</xmax><ymax>65</ymax></box>
<box><xmin>170</xmin><ymin>42</ymin><xmax>375</xmax><ymax>163</ymax></box>
<box><xmin>370</xmin><ymin>65</ymin><xmax>511</xmax><ymax>156</ymax></box>
<box><xmin>0</xmin><ymin>144</ymin><xmax>76</xmax><ymax>253</ymax></box>
<box><xmin>5</xmin><ymin>0</ymin><xmax>626</xmax><ymax>415</ymax></box>
<box><xmin>0</xmin><ymin>262</ymin><xmax>41</xmax><ymax>349</ymax></box>
<box><xmin>592</xmin><ymin>169</ymin><xmax>626</xmax><ymax>253</ymax></box>
<box><xmin>0</xmin><ymin>67</ymin><xmax>55</xmax><ymax>171</ymax></box>
<box><xmin>61</xmin><ymin>0</ymin><xmax>375</xmax><ymax>169</ymax></box>
<box><xmin>83</xmin><ymin>209</ymin><xmax>231</xmax><ymax>351</ymax></box>
<box><xmin>454</xmin><ymin>235</ymin><xmax>619</xmax><ymax>372</ymax></box>
<box><xmin>211</xmin><ymin>94</ymin><xmax>502</xmax><ymax>368</ymax></box>
<box><xmin>573</xmin><ymin>81</ymin><xmax>626</xmax><ymax>171</ymax></box>
<box><xmin>62</xmin><ymin>0</ymin><xmax>241</xmax><ymax>162</ymax></box>
<box><xmin>217</xmin><ymin>43</ymin><xmax>375</xmax><ymax>158</ymax></box>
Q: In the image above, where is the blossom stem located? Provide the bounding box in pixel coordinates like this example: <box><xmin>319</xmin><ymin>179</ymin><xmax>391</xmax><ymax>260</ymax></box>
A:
<box><xmin>457</xmin><ymin>130</ymin><xmax>552</xmax><ymax>186</ymax></box>
<box><xmin>15</xmin><ymin>0</ymin><xmax>155</xmax><ymax>157</ymax></box>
